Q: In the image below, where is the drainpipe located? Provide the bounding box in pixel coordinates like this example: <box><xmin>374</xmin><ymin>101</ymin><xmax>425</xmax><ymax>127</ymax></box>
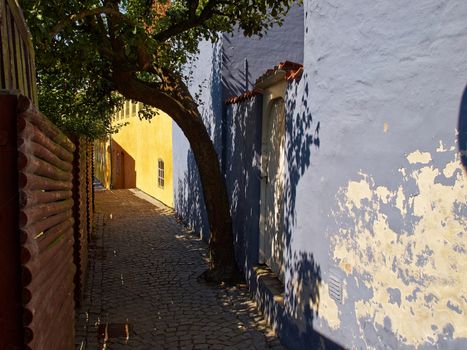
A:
<box><xmin>244</xmin><ymin>58</ymin><xmax>249</xmax><ymax>91</ymax></box>
<box><xmin>109</xmin><ymin>135</ymin><xmax>113</xmax><ymax>190</ymax></box>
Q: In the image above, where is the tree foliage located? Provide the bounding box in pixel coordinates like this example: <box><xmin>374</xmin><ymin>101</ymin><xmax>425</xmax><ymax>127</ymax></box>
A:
<box><xmin>37</xmin><ymin>66</ymin><xmax>125</xmax><ymax>138</ymax></box>
<box><xmin>22</xmin><ymin>0</ymin><xmax>295</xmax><ymax>137</ymax></box>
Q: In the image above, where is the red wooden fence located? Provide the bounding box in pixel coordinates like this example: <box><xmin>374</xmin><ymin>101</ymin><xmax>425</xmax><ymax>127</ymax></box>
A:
<box><xmin>0</xmin><ymin>96</ymin><xmax>95</xmax><ymax>350</ymax></box>
<box><xmin>1</xmin><ymin>0</ymin><xmax>94</xmax><ymax>348</ymax></box>
<box><xmin>17</xmin><ymin>96</ymin><xmax>76</xmax><ymax>349</ymax></box>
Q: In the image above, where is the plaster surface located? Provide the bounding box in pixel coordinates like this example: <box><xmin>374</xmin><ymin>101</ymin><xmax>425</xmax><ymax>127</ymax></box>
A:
<box><xmin>172</xmin><ymin>1</ymin><xmax>467</xmax><ymax>348</ymax></box>
<box><xmin>285</xmin><ymin>0</ymin><xmax>467</xmax><ymax>348</ymax></box>
<box><xmin>222</xmin><ymin>4</ymin><xmax>304</xmax><ymax>98</ymax></box>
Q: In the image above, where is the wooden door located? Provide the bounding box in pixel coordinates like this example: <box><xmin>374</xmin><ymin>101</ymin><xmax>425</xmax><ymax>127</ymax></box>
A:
<box><xmin>112</xmin><ymin>148</ymin><xmax>124</xmax><ymax>189</ymax></box>
<box><xmin>260</xmin><ymin>98</ymin><xmax>286</xmax><ymax>281</ymax></box>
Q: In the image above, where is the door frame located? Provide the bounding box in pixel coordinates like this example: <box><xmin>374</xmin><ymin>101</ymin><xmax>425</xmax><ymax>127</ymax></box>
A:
<box><xmin>257</xmin><ymin>70</ymin><xmax>288</xmax><ymax>281</ymax></box>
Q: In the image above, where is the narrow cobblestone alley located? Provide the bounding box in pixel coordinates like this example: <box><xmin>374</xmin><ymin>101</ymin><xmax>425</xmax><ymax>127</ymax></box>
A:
<box><xmin>75</xmin><ymin>189</ymin><xmax>285</xmax><ymax>350</ymax></box>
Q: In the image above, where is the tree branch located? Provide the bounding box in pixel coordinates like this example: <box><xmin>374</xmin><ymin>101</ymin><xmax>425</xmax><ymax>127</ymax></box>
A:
<box><xmin>86</xmin><ymin>16</ymin><xmax>116</xmax><ymax>61</ymax></box>
<box><xmin>51</xmin><ymin>6</ymin><xmax>125</xmax><ymax>37</ymax></box>
<box><xmin>112</xmin><ymin>69</ymin><xmax>194</xmax><ymax>126</ymax></box>
<box><xmin>153</xmin><ymin>0</ymin><xmax>230</xmax><ymax>42</ymax></box>
<box><xmin>188</xmin><ymin>0</ymin><xmax>200</xmax><ymax>19</ymax></box>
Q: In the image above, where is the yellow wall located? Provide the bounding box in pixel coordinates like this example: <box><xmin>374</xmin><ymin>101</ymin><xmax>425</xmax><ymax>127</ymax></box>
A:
<box><xmin>111</xmin><ymin>101</ymin><xmax>174</xmax><ymax>207</ymax></box>
<box><xmin>93</xmin><ymin>138</ymin><xmax>111</xmax><ymax>189</ymax></box>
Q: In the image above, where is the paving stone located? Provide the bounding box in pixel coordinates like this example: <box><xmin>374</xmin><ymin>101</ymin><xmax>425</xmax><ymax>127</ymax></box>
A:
<box><xmin>75</xmin><ymin>189</ymin><xmax>285</xmax><ymax>349</ymax></box>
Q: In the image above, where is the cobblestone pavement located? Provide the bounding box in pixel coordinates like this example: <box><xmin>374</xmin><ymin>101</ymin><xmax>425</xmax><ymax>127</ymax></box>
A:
<box><xmin>75</xmin><ymin>189</ymin><xmax>285</xmax><ymax>350</ymax></box>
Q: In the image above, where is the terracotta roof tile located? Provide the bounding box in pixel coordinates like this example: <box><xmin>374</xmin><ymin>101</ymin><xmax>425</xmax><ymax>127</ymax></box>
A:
<box><xmin>225</xmin><ymin>61</ymin><xmax>303</xmax><ymax>105</ymax></box>
<box><xmin>225</xmin><ymin>88</ymin><xmax>262</xmax><ymax>105</ymax></box>
<box><xmin>285</xmin><ymin>66</ymin><xmax>303</xmax><ymax>81</ymax></box>
<box><xmin>255</xmin><ymin>60</ymin><xmax>303</xmax><ymax>84</ymax></box>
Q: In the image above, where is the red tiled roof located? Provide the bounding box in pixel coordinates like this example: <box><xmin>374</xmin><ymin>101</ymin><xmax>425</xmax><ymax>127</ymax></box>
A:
<box><xmin>225</xmin><ymin>61</ymin><xmax>303</xmax><ymax>105</ymax></box>
<box><xmin>225</xmin><ymin>88</ymin><xmax>262</xmax><ymax>105</ymax></box>
<box><xmin>285</xmin><ymin>66</ymin><xmax>304</xmax><ymax>81</ymax></box>
<box><xmin>256</xmin><ymin>60</ymin><xmax>303</xmax><ymax>84</ymax></box>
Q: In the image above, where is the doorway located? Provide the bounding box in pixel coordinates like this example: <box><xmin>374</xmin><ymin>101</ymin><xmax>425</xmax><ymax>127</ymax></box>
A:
<box><xmin>259</xmin><ymin>97</ymin><xmax>286</xmax><ymax>282</ymax></box>
<box><xmin>112</xmin><ymin>148</ymin><xmax>124</xmax><ymax>189</ymax></box>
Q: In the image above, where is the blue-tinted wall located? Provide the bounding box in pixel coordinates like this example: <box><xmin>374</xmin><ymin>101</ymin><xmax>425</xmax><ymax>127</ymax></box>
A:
<box><xmin>281</xmin><ymin>0</ymin><xmax>467</xmax><ymax>349</ymax></box>
<box><xmin>173</xmin><ymin>1</ymin><xmax>467</xmax><ymax>349</ymax></box>
<box><xmin>172</xmin><ymin>5</ymin><xmax>304</xmax><ymax>243</ymax></box>
<box><xmin>221</xmin><ymin>5</ymin><xmax>304</xmax><ymax>98</ymax></box>
<box><xmin>172</xmin><ymin>40</ymin><xmax>222</xmax><ymax>240</ymax></box>
<box><xmin>224</xmin><ymin>96</ymin><xmax>263</xmax><ymax>272</ymax></box>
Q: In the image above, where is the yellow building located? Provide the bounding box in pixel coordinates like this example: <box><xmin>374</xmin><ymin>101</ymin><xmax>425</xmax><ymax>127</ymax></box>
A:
<box><xmin>95</xmin><ymin>101</ymin><xmax>174</xmax><ymax>207</ymax></box>
<box><xmin>94</xmin><ymin>138</ymin><xmax>112</xmax><ymax>189</ymax></box>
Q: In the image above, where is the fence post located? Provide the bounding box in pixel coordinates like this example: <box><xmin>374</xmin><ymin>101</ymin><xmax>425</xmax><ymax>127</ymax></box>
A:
<box><xmin>0</xmin><ymin>94</ymin><xmax>23</xmax><ymax>350</ymax></box>
<box><xmin>71</xmin><ymin>135</ymin><xmax>89</xmax><ymax>307</ymax></box>
<box><xmin>86</xmin><ymin>139</ymin><xmax>93</xmax><ymax>242</ymax></box>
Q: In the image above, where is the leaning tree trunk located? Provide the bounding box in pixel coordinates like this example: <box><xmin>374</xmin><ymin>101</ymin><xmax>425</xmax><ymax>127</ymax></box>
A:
<box><xmin>181</xmin><ymin>113</ymin><xmax>240</xmax><ymax>282</ymax></box>
<box><xmin>113</xmin><ymin>70</ymin><xmax>240</xmax><ymax>282</ymax></box>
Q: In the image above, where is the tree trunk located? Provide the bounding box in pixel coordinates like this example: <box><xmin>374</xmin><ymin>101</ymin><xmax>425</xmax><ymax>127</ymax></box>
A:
<box><xmin>181</xmin><ymin>114</ymin><xmax>241</xmax><ymax>282</ymax></box>
<box><xmin>113</xmin><ymin>70</ymin><xmax>241</xmax><ymax>282</ymax></box>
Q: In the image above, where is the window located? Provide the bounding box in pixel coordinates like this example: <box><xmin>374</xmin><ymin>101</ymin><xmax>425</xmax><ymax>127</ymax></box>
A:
<box><xmin>132</xmin><ymin>101</ymin><xmax>137</xmax><ymax>115</ymax></box>
<box><xmin>125</xmin><ymin>101</ymin><xmax>129</xmax><ymax>118</ymax></box>
<box><xmin>158</xmin><ymin>159</ymin><xmax>164</xmax><ymax>188</ymax></box>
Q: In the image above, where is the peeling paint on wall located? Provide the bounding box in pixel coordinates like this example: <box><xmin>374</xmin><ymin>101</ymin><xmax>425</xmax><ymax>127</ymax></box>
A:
<box><xmin>406</xmin><ymin>150</ymin><xmax>432</xmax><ymax>164</ymax></box>
<box><xmin>328</xmin><ymin>148</ymin><xmax>466</xmax><ymax>347</ymax></box>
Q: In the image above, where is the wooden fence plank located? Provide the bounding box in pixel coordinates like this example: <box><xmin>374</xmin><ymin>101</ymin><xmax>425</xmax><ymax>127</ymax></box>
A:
<box><xmin>19</xmin><ymin>199</ymin><xmax>73</xmax><ymax>227</ymax></box>
<box><xmin>0</xmin><ymin>1</ymin><xmax>10</xmax><ymax>89</ymax></box>
<box><xmin>19</xmin><ymin>190</ymin><xmax>72</xmax><ymax>208</ymax></box>
<box><xmin>18</xmin><ymin>152</ymin><xmax>72</xmax><ymax>181</ymax></box>
<box><xmin>21</xmin><ymin>239</ymin><xmax>74</xmax><ymax>305</ymax></box>
<box><xmin>14</xmin><ymin>24</ymin><xmax>23</xmax><ymax>93</ymax></box>
<box><xmin>26</xmin><ymin>291</ymin><xmax>74</xmax><ymax>350</ymax></box>
<box><xmin>21</xmin><ymin>234</ymin><xmax>72</xmax><ymax>287</ymax></box>
<box><xmin>6</xmin><ymin>6</ymin><xmax>16</xmax><ymax>89</ymax></box>
<box><xmin>22</xmin><ymin>270</ymin><xmax>74</xmax><ymax>326</ymax></box>
<box><xmin>20</xmin><ymin>218</ymin><xmax>73</xmax><ymax>265</ymax></box>
<box><xmin>19</xmin><ymin>172</ymin><xmax>73</xmax><ymax>191</ymax></box>
<box><xmin>36</xmin><ymin>218</ymin><xmax>74</xmax><ymax>252</ymax></box>
<box><xmin>18</xmin><ymin>96</ymin><xmax>75</xmax><ymax>152</ymax></box>
<box><xmin>18</xmin><ymin>117</ymin><xmax>74</xmax><ymax>162</ymax></box>
<box><xmin>19</xmin><ymin>139</ymin><xmax>73</xmax><ymax>172</ymax></box>
<box><xmin>20</xmin><ymin>209</ymin><xmax>73</xmax><ymax>237</ymax></box>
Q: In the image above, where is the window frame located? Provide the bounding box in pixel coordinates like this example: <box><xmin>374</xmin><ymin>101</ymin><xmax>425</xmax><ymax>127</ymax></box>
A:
<box><xmin>157</xmin><ymin>159</ymin><xmax>165</xmax><ymax>189</ymax></box>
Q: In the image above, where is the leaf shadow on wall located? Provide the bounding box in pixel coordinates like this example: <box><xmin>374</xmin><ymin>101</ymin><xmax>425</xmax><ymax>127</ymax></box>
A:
<box><xmin>174</xmin><ymin>47</ymin><xmax>224</xmax><ymax>242</ymax></box>
<box><xmin>221</xmin><ymin>34</ymin><xmax>251</xmax><ymax>99</ymax></box>
<box><xmin>175</xmin><ymin>149</ymin><xmax>210</xmax><ymax>241</ymax></box>
<box><xmin>223</xmin><ymin>96</ymin><xmax>263</xmax><ymax>273</ymax></box>
<box><xmin>459</xmin><ymin>85</ymin><xmax>467</xmax><ymax>171</ymax></box>
<box><xmin>280</xmin><ymin>73</ymin><xmax>344</xmax><ymax>349</ymax></box>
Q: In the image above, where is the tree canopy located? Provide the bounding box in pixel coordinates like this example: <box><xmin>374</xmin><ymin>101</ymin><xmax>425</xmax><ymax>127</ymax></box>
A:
<box><xmin>22</xmin><ymin>0</ymin><xmax>295</xmax><ymax>138</ymax></box>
